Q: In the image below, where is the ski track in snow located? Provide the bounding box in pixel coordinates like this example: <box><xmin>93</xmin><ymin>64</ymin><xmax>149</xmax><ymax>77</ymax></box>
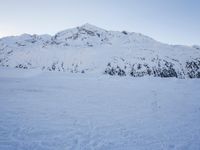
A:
<box><xmin>0</xmin><ymin>68</ymin><xmax>200</xmax><ymax>150</ymax></box>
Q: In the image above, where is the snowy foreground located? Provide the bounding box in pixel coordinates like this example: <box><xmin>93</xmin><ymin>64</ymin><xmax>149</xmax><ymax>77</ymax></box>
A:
<box><xmin>0</xmin><ymin>68</ymin><xmax>200</xmax><ymax>150</ymax></box>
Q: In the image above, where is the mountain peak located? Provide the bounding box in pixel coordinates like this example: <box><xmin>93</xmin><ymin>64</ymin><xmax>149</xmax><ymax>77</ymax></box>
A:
<box><xmin>81</xmin><ymin>23</ymin><xmax>95</xmax><ymax>27</ymax></box>
<box><xmin>0</xmin><ymin>23</ymin><xmax>200</xmax><ymax>78</ymax></box>
<box><xmin>79</xmin><ymin>23</ymin><xmax>106</xmax><ymax>32</ymax></box>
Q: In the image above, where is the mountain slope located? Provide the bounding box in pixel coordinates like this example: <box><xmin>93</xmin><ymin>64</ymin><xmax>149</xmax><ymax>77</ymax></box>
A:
<box><xmin>0</xmin><ymin>23</ymin><xmax>200</xmax><ymax>78</ymax></box>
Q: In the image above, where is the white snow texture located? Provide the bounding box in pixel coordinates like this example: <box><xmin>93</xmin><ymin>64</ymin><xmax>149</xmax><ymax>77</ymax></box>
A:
<box><xmin>0</xmin><ymin>24</ymin><xmax>200</xmax><ymax>150</ymax></box>
<box><xmin>0</xmin><ymin>24</ymin><xmax>200</xmax><ymax>78</ymax></box>
<box><xmin>0</xmin><ymin>68</ymin><xmax>200</xmax><ymax>150</ymax></box>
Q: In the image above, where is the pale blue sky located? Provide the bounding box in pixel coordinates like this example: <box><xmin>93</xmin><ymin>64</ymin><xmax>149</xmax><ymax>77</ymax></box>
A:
<box><xmin>0</xmin><ymin>0</ymin><xmax>199</xmax><ymax>45</ymax></box>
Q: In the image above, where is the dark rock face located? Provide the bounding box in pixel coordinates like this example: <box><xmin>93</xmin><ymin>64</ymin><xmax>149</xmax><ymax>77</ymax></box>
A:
<box><xmin>15</xmin><ymin>63</ymin><xmax>32</xmax><ymax>69</ymax></box>
<box><xmin>186</xmin><ymin>59</ymin><xmax>200</xmax><ymax>78</ymax></box>
<box><xmin>105</xmin><ymin>64</ymin><xmax>126</xmax><ymax>76</ymax></box>
<box><xmin>129</xmin><ymin>63</ymin><xmax>152</xmax><ymax>77</ymax></box>
<box><xmin>104</xmin><ymin>57</ymin><xmax>200</xmax><ymax>78</ymax></box>
<box><xmin>41</xmin><ymin>62</ymin><xmax>87</xmax><ymax>74</ymax></box>
<box><xmin>122</xmin><ymin>31</ymin><xmax>128</xmax><ymax>35</ymax></box>
<box><xmin>152</xmin><ymin>60</ymin><xmax>178</xmax><ymax>78</ymax></box>
<box><xmin>7</xmin><ymin>57</ymin><xmax>200</xmax><ymax>78</ymax></box>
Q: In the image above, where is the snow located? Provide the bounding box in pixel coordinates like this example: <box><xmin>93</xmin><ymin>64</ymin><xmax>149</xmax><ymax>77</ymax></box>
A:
<box><xmin>0</xmin><ymin>68</ymin><xmax>200</xmax><ymax>150</ymax></box>
<box><xmin>0</xmin><ymin>24</ymin><xmax>200</xmax><ymax>78</ymax></box>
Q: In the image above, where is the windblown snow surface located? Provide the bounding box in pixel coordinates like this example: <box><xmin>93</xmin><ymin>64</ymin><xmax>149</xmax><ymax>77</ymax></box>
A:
<box><xmin>0</xmin><ymin>68</ymin><xmax>200</xmax><ymax>150</ymax></box>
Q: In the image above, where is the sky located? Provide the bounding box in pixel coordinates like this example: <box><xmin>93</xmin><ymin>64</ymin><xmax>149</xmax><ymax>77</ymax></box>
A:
<box><xmin>0</xmin><ymin>0</ymin><xmax>199</xmax><ymax>45</ymax></box>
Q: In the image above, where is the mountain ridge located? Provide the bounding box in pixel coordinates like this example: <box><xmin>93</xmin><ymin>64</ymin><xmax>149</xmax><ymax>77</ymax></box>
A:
<box><xmin>0</xmin><ymin>24</ymin><xmax>200</xmax><ymax>78</ymax></box>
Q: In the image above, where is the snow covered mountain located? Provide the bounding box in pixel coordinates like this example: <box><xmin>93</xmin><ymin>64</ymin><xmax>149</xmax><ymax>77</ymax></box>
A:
<box><xmin>0</xmin><ymin>23</ymin><xmax>200</xmax><ymax>78</ymax></box>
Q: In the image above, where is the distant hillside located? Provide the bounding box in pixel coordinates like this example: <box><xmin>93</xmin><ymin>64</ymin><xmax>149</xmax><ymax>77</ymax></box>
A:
<box><xmin>0</xmin><ymin>23</ymin><xmax>200</xmax><ymax>78</ymax></box>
